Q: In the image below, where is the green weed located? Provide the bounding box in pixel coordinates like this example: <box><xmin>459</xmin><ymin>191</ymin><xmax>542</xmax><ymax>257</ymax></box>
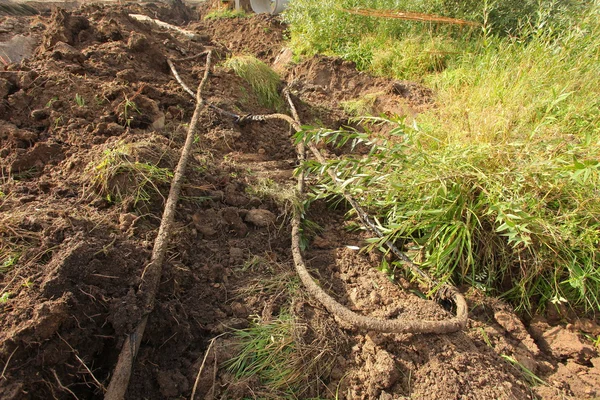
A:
<box><xmin>53</xmin><ymin>116</ymin><xmax>64</xmax><ymax>129</ymax></box>
<box><xmin>74</xmin><ymin>93</ymin><xmax>85</xmax><ymax>107</ymax></box>
<box><xmin>120</xmin><ymin>97</ymin><xmax>141</xmax><ymax>128</ymax></box>
<box><xmin>1</xmin><ymin>253</ymin><xmax>19</xmax><ymax>273</ymax></box>
<box><xmin>45</xmin><ymin>96</ymin><xmax>58</xmax><ymax>108</ymax></box>
<box><xmin>224</xmin><ymin>55</ymin><xmax>282</xmax><ymax>109</ymax></box>
<box><xmin>501</xmin><ymin>354</ymin><xmax>546</xmax><ymax>386</ymax></box>
<box><xmin>0</xmin><ymin>292</ymin><xmax>12</xmax><ymax>304</ymax></box>
<box><xmin>584</xmin><ymin>334</ymin><xmax>600</xmax><ymax>349</ymax></box>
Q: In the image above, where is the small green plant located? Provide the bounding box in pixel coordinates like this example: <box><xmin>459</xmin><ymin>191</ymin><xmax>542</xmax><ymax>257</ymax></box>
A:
<box><xmin>53</xmin><ymin>116</ymin><xmax>64</xmax><ymax>129</ymax></box>
<box><xmin>1</xmin><ymin>254</ymin><xmax>19</xmax><ymax>273</ymax></box>
<box><xmin>584</xmin><ymin>334</ymin><xmax>600</xmax><ymax>349</ymax></box>
<box><xmin>94</xmin><ymin>95</ymin><xmax>106</xmax><ymax>106</ymax></box>
<box><xmin>86</xmin><ymin>142</ymin><xmax>173</xmax><ymax>207</ymax></box>
<box><xmin>45</xmin><ymin>96</ymin><xmax>58</xmax><ymax>108</ymax></box>
<box><xmin>74</xmin><ymin>93</ymin><xmax>85</xmax><ymax>107</ymax></box>
<box><xmin>224</xmin><ymin>55</ymin><xmax>282</xmax><ymax>109</ymax></box>
<box><xmin>121</xmin><ymin>97</ymin><xmax>141</xmax><ymax>128</ymax></box>
<box><xmin>0</xmin><ymin>292</ymin><xmax>12</xmax><ymax>304</ymax></box>
<box><xmin>501</xmin><ymin>354</ymin><xmax>546</xmax><ymax>386</ymax></box>
<box><xmin>204</xmin><ymin>8</ymin><xmax>248</xmax><ymax>20</ymax></box>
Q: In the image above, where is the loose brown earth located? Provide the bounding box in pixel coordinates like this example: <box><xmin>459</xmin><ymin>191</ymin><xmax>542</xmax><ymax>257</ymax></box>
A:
<box><xmin>0</xmin><ymin>2</ymin><xmax>599</xmax><ymax>399</ymax></box>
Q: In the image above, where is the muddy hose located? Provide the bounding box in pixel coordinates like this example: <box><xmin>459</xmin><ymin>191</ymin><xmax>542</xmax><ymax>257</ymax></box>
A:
<box><xmin>104</xmin><ymin>51</ymin><xmax>213</xmax><ymax>400</ymax></box>
<box><xmin>167</xmin><ymin>59</ymin><xmax>468</xmax><ymax>334</ymax></box>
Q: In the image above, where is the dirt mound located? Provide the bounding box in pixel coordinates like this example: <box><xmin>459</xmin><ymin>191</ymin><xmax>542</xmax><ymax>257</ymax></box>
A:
<box><xmin>0</xmin><ymin>3</ymin><xmax>598</xmax><ymax>400</ymax></box>
<box><xmin>287</xmin><ymin>55</ymin><xmax>434</xmax><ymax>119</ymax></box>
<box><xmin>197</xmin><ymin>13</ymin><xmax>285</xmax><ymax>63</ymax></box>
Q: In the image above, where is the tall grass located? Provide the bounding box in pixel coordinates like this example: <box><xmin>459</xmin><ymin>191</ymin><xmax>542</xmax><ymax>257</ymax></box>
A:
<box><xmin>288</xmin><ymin>1</ymin><xmax>600</xmax><ymax>312</ymax></box>
<box><xmin>224</xmin><ymin>55</ymin><xmax>283</xmax><ymax>109</ymax></box>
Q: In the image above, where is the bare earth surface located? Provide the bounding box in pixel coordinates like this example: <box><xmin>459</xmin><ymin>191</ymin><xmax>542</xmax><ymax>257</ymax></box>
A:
<box><xmin>0</xmin><ymin>2</ymin><xmax>599</xmax><ymax>399</ymax></box>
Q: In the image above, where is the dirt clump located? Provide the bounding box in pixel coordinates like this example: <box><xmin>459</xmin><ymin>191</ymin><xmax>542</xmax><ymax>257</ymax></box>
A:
<box><xmin>0</xmin><ymin>3</ymin><xmax>598</xmax><ymax>400</ymax></box>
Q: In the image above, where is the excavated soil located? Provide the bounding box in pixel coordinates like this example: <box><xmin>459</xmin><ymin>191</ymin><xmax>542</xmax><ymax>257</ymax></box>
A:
<box><xmin>0</xmin><ymin>2</ymin><xmax>599</xmax><ymax>399</ymax></box>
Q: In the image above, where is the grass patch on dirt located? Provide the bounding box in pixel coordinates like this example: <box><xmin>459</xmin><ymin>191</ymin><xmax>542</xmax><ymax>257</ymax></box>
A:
<box><xmin>225</xmin><ymin>310</ymin><xmax>336</xmax><ymax>398</ymax></box>
<box><xmin>245</xmin><ymin>177</ymin><xmax>296</xmax><ymax>206</ymax></box>
<box><xmin>226</xmin><ymin>255</ymin><xmax>337</xmax><ymax>398</ymax></box>
<box><xmin>224</xmin><ymin>55</ymin><xmax>282</xmax><ymax>109</ymax></box>
<box><xmin>85</xmin><ymin>141</ymin><xmax>173</xmax><ymax>207</ymax></box>
<box><xmin>0</xmin><ymin>210</ymin><xmax>41</xmax><ymax>275</ymax></box>
<box><xmin>226</xmin><ymin>313</ymin><xmax>303</xmax><ymax>392</ymax></box>
<box><xmin>287</xmin><ymin>1</ymin><xmax>600</xmax><ymax>313</ymax></box>
<box><xmin>340</xmin><ymin>92</ymin><xmax>382</xmax><ymax>116</ymax></box>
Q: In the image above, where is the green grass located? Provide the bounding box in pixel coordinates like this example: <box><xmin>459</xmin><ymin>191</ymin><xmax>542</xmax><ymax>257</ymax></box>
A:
<box><xmin>86</xmin><ymin>142</ymin><xmax>173</xmax><ymax>207</ymax></box>
<box><xmin>1</xmin><ymin>253</ymin><xmax>19</xmax><ymax>273</ymax></box>
<box><xmin>288</xmin><ymin>1</ymin><xmax>600</xmax><ymax>313</ymax></box>
<box><xmin>0</xmin><ymin>292</ymin><xmax>11</xmax><ymax>304</ymax></box>
<box><xmin>340</xmin><ymin>92</ymin><xmax>382</xmax><ymax>116</ymax></box>
<box><xmin>225</xmin><ymin>312</ymin><xmax>332</xmax><ymax>398</ymax></box>
<box><xmin>74</xmin><ymin>93</ymin><xmax>85</xmax><ymax>107</ymax></box>
<box><xmin>501</xmin><ymin>354</ymin><xmax>546</xmax><ymax>386</ymax></box>
<box><xmin>226</xmin><ymin>314</ymin><xmax>301</xmax><ymax>392</ymax></box>
<box><xmin>224</xmin><ymin>55</ymin><xmax>283</xmax><ymax>109</ymax></box>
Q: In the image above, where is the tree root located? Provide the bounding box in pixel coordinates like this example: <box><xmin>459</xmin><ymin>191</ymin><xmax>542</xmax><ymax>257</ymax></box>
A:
<box><xmin>169</xmin><ymin>70</ymin><xmax>469</xmax><ymax>333</ymax></box>
<box><xmin>280</xmin><ymin>89</ymin><xmax>468</xmax><ymax>334</ymax></box>
<box><xmin>104</xmin><ymin>51</ymin><xmax>213</xmax><ymax>400</ymax></box>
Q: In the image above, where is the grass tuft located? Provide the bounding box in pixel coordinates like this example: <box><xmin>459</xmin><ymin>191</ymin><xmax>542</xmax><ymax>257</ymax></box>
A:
<box><xmin>245</xmin><ymin>177</ymin><xmax>296</xmax><ymax>206</ymax></box>
<box><xmin>340</xmin><ymin>92</ymin><xmax>382</xmax><ymax>116</ymax></box>
<box><xmin>225</xmin><ymin>311</ymin><xmax>335</xmax><ymax>398</ymax></box>
<box><xmin>224</xmin><ymin>55</ymin><xmax>282</xmax><ymax>109</ymax></box>
<box><xmin>85</xmin><ymin>141</ymin><xmax>173</xmax><ymax>207</ymax></box>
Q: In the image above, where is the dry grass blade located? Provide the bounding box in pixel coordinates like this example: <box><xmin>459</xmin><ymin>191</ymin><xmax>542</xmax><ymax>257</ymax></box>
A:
<box><xmin>343</xmin><ymin>8</ymin><xmax>480</xmax><ymax>26</ymax></box>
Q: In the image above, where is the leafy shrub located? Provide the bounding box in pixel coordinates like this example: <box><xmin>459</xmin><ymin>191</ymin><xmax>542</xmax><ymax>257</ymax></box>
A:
<box><xmin>298</xmin><ymin>116</ymin><xmax>600</xmax><ymax>312</ymax></box>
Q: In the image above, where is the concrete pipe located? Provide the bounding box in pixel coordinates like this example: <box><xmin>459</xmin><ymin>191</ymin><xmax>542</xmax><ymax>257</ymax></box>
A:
<box><xmin>249</xmin><ymin>0</ymin><xmax>288</xmax><ymax>15</ymax></box>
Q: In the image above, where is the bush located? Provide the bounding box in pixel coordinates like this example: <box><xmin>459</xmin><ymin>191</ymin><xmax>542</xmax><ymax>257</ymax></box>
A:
<box><xmin>290</xmin><ymin>1</ymin><xmax>600</xmax><ymax>312</ymax></box>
